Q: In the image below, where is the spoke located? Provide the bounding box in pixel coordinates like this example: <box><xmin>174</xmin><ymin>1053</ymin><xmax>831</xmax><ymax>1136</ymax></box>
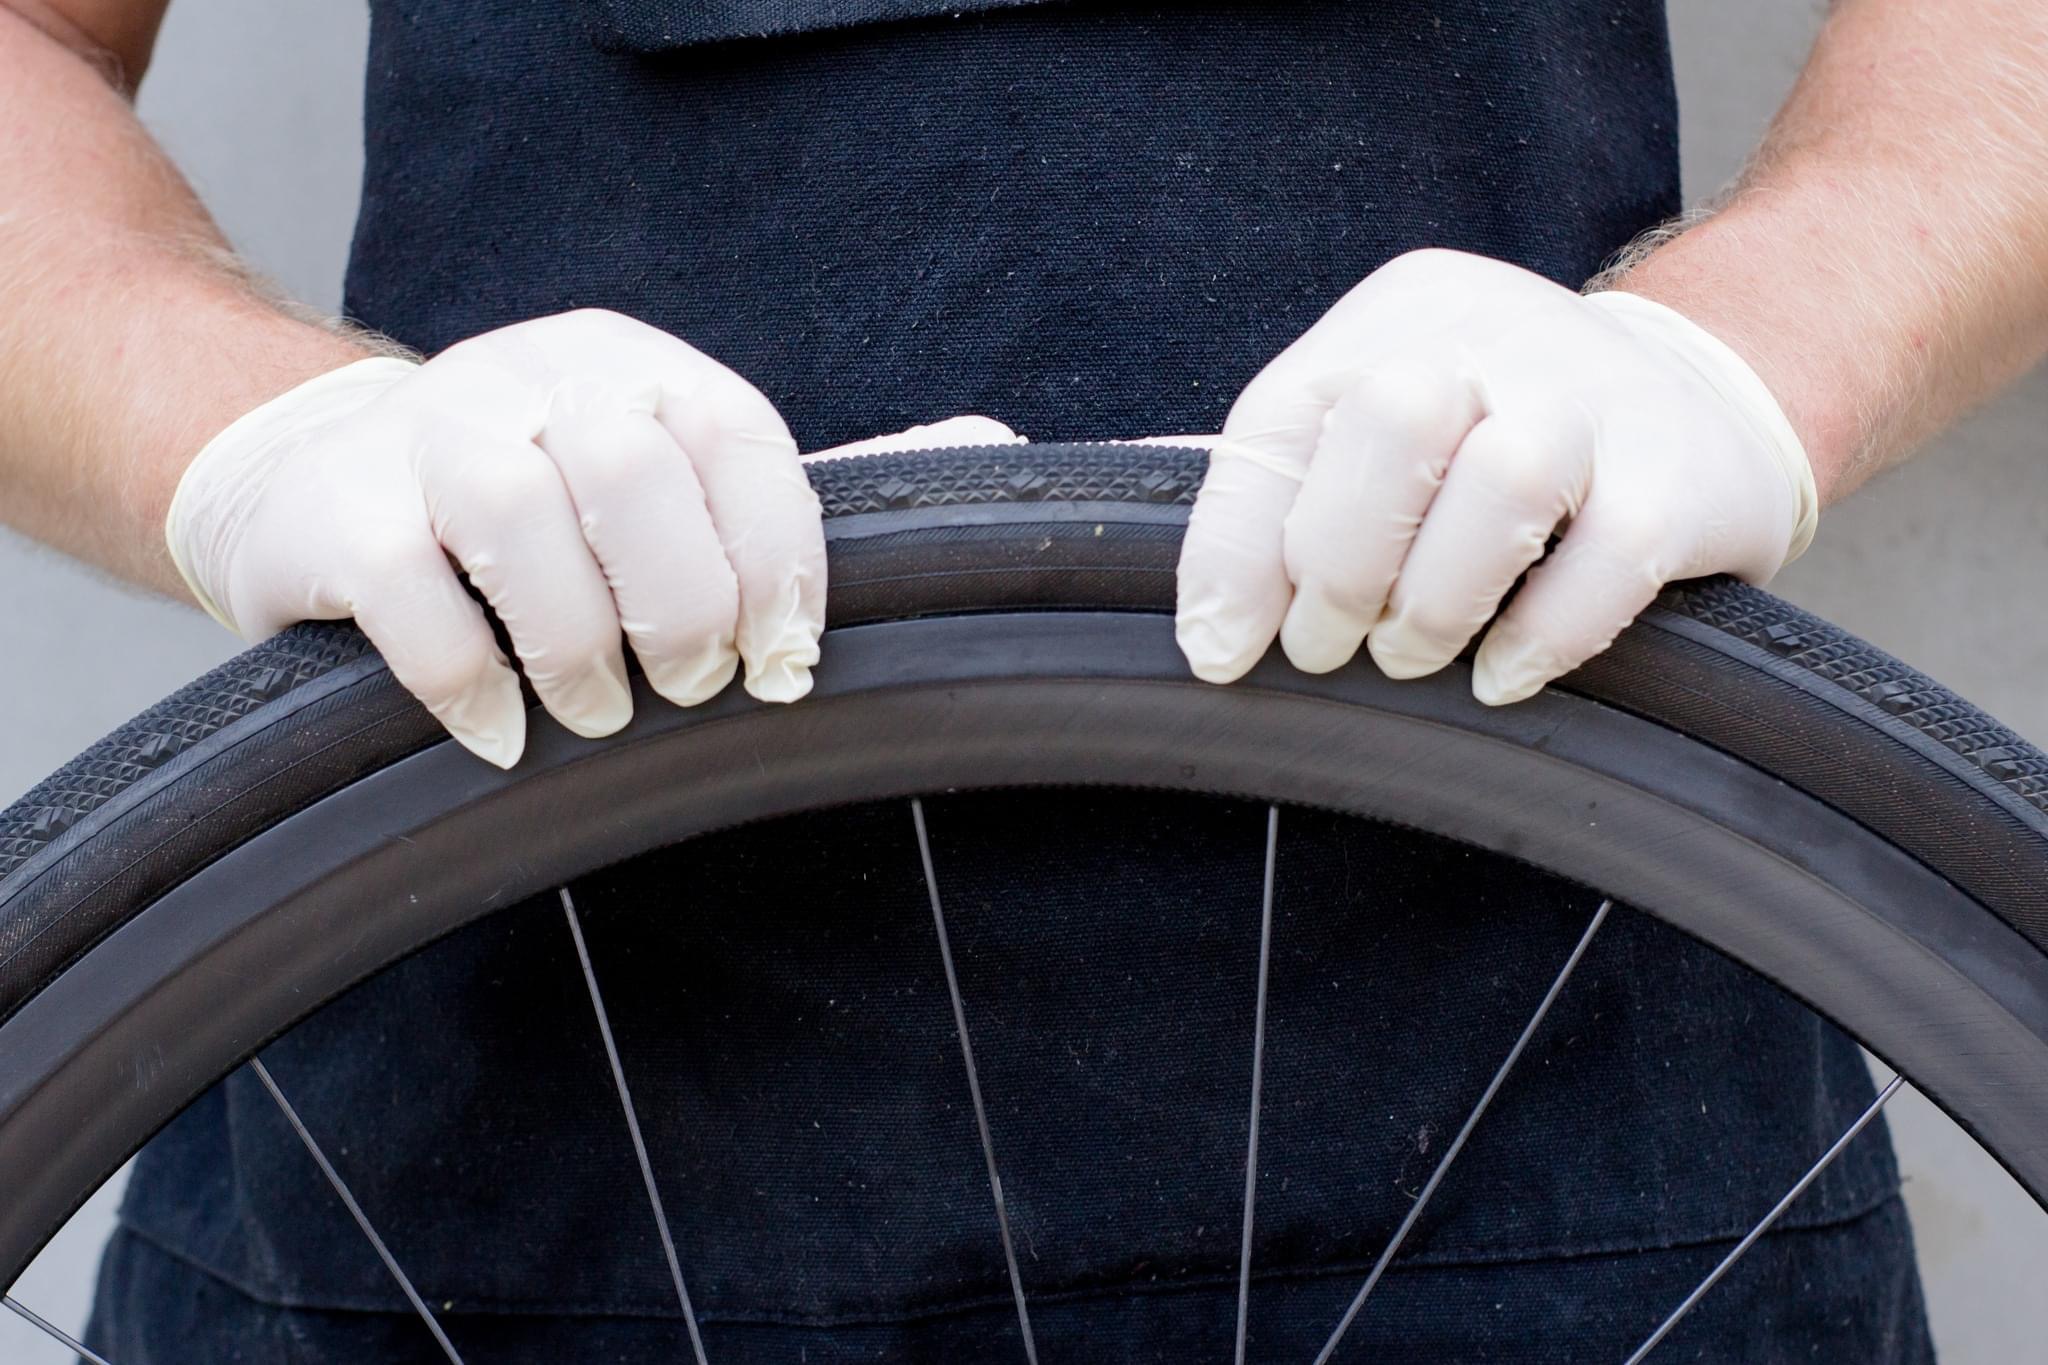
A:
<box><xmin>4</xmin><ymin>1294</ymin><xmax>115</xmax><ymax>1365</ymax></box>
<box><xmin>911</xmin><ymin>798</ymin><xmax>1041</xmax><ymax>1365</ymax></box>
<box><xmin>1620</xmin><ymin>1072</ymin><xmax>1905</xmax><ymax>1365</ymax></box>
<box><xmin>561</xmin><ymin>888</ymin><xmax>711</xmax><ymax>1365</ymax></box>
<box><xmin>1313</xmin><ymin>897</ymin><xmax>1614</xmax><ymax>1365</ymax></box>
<box><xmin>1234</xmin><ymin>805</ymin><xmax>1280</xmax><ymax>1365</ymax></box>
<box><xmin>249</xmin><ymin>1057</ymin><xmax>464</xmax><ymax>1364</ymax></box>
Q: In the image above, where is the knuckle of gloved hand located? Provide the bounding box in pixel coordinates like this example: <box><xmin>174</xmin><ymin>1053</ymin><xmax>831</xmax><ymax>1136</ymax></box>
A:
<box><xmin>1279</xmin><ymin>516</ymin><xmax>1372</xmax><ymax>596</ymax></box>
<box><xmin>562</xmin><ymin>415</ymin><xmax>673</xmax><ymax>501</ymax></box>
<box><xmin>1583</xmin><ymin>505</ymin><xmax>1680</xmax><ymax>580</ymax></box>
<box><xmin>662</xmin><ymin>378</ymin><xmax>795</xmax><ymax>459</ymax></box>
<box><xmin>1278</xmin><ymin>513</ymin><xmax>1334</xmax><ymax>577</ymax></box>
<box><xmin>1456</xmin><ymin>425</ymin><xmax>1568</xmax><ymax>511</ymax></box>
<box><xmin>461</xmin><ymin>450</ymin><xmax>567</xmax><ymax>523</ymax></box>
<box><xmin>712</xmin><ymin>369</ymin><xmax>793</xmax><ymax>431</ymax></box>
<box><xmin>345</xmin><ymin>523</ymin><xmax>441</xmax><ymax>595</ymax></box>
<box><xmin>1331</xmin><ymin>367</ymin><xmax>1468</xmax><ymax>461</ymax></box>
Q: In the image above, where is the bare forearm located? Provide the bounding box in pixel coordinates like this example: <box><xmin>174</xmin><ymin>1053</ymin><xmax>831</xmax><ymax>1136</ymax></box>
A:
<box><xmin>1607</xmin><ymin>0</ymin><xmax>2048</xmax><ymax>503</ymax></box>
<box><xmin>0</xmin><ymin>5</ymin><xmax>374</xmax><ymax>597</ymax></box>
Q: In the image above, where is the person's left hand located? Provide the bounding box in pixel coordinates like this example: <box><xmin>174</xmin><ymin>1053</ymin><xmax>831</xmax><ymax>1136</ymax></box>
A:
<box><xmin>1171</xmin><ymin>247</ymin><xmax>1819</xmax><ymax>703</ymax></box>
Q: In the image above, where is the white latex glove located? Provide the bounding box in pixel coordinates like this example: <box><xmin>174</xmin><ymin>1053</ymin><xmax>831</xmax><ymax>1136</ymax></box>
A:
<box><xmin>167</xmin><ymin>308</ymin><xmax>1017</xmax><ymax>767</ymax></box>
<box><xmin>1175</xmin><ymin>248</ymin><xmax>1818</xmax><ymax>704</ymax></box>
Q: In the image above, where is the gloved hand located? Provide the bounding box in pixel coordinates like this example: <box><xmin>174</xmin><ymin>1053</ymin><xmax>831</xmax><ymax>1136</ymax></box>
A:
<box><xmin>1174</xmin><ymin>248</ymin><xmax>1818</xmax><ymax>703</ymax></box>
<box><xmin>167</xmin><ymin>307</ymin><xmax>1016</xmax><ymax>767</ymax></box>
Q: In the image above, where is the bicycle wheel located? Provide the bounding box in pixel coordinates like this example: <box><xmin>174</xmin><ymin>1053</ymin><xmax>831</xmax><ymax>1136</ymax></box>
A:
<box><xmin>2</xmin><ymin>441</ymin><xmax>2044</xmax><ymax>1361</ymax></box>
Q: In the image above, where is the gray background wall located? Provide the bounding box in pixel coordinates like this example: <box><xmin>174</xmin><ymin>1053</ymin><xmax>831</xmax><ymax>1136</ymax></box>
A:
<box><xmin>3</xmin><ymin>0</ymin><xmax>2043</xmax><ymax>1357</ymax></box>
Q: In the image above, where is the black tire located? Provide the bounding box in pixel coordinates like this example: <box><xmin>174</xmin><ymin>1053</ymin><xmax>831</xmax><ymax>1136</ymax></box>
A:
<box><xmin>3</xmin><ymin>441</ymin><xmax>2047</xmax><ymax>1289</ymax></box>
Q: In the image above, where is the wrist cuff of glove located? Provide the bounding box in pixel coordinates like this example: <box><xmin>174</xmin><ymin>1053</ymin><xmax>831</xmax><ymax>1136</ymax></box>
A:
<box><xmin>165</xmin><ymin>356</ymin><xmax>419</xmax><ymax>635</ymax></box>
<box><xmin>1584</xmin><ymin>290</ymin><xmax>1820</xmax><ymax>567</ymax></box>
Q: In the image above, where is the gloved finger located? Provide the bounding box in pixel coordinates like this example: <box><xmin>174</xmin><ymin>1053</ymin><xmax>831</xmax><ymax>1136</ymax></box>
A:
<box><xmin>1365</xmin><ymin>404</ymin><xmax>1594</xmax><ymax>681</ymax></box>
<box><xmin>422</xmin><ymin>433</ymin><xmax>635</xmax><ymax>739</ymax></box>
<box><xmin>803</xmin><ymin>414</ymin><xmax>1024</xmax><ymax>463</ymax></box>
<box><xmin>539</xmin><ymin>382</ymin><xmax>742</xmax><ymax>708</ymax></box>
<box><xmin>1176</xmin><ymin>361</ymin><xmax>1367</xmax><ymax>682</ymax></box>
<box><xmin>1469</xmin><ymin>500</ymin><xmax>1675</xmax><ymax>706</ymax></box>
<box><xmin>342</xmin><ymin>525</ymin><xmax>530</xmax><ymax>769</ymax></box>
<box><xmin>1175</xmin><ymin>443</ymin><xmax>1301</xmax><ymax>683</ymax></box>
<box><xmin>643</xmin><ymin>351</ymin><xmax>824</xmax><ymax>705</ymax></box>
<box><xmin>1276</xmin><ymin>364</ymin><xmax>1487</xmax><ymax>674</ymax></box>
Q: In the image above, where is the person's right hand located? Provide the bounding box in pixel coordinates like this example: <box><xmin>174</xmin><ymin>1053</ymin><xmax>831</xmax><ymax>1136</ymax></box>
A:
<box><xmin>165</xmin><ymin>309</ymin><xmax>1014</xmax><ymax>768</ymax></box>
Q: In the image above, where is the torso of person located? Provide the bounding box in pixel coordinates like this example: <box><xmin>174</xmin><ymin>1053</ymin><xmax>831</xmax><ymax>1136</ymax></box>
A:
<box><xmin>99</xmin><ymin>4</ymin><xmax>1927</xmax><ymax>1360</ymax></box>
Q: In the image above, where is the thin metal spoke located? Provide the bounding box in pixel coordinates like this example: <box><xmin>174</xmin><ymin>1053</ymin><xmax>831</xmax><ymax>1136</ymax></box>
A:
<box><xmin>1234</xmin><ymin>805</ymin><xmax>1280</xmax><ymax>1365</ymax></box>
<box><xmin>249</xmin><ymin>1057</ymin><xmax>464</xmax><ymax>1365</ymax></box>
<box><xmin>911</xmin><ymin>798</ymin><xmax>1041</xmax><ymax>1365</ymax></box>
<box><xmin>1313</xmin><ymin>897</ymin><xmax>1615</xmax><ymax>1365</ymax></box>
<box><xmin>1620</xmin><ymin>1072</ymin><xmax>1905</xmax><ymax>1365</ymax></box>
<box><xmin>561</xmin><ymin>887</ymin><xmax>711</xmax><ymax>1365</ymax></box>
<box><xmin>4</xmin><ymin>1294</ymin><xmax>115</xmax><ymax>1365</ymax></box>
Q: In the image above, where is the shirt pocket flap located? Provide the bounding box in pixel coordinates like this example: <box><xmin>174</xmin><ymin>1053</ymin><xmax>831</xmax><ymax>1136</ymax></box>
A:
<box><xmin>586</xmin><ymin>0</ymin><xmax>1069</xmax><ymax>51</ymax></box>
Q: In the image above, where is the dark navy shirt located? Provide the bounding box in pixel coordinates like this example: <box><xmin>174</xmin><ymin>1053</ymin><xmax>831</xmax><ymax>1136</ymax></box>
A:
<box><xmin>346</xmin><ymin>0</ymin><xmax>1681</xmax><ymax>447</ymax></box>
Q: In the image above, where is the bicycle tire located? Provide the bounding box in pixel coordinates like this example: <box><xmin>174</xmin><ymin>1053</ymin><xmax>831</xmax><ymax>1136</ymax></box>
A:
<box><xmin>2</xmin><ymin>441</ymin><xmax>2045</xmax><ymax>1291</ymax></box>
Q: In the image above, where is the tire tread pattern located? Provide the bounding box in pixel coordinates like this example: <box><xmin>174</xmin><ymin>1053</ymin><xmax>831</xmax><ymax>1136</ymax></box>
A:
<box><xmin>0</xmin><ymin>626</ymin><xmax>377</xmax><ymax>884</ymax></box>
<box><xmin>1669</xmin><ymin>577</ymin><xmax>2048</xmax><ymax>809</ymax></box>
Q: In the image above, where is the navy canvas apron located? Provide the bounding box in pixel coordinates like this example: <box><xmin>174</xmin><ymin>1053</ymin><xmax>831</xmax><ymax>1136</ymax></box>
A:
<box><xmin>90</xmin><ymin>3</ymin><xmax>1932</xmax><ymax>1360</ymax></box>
